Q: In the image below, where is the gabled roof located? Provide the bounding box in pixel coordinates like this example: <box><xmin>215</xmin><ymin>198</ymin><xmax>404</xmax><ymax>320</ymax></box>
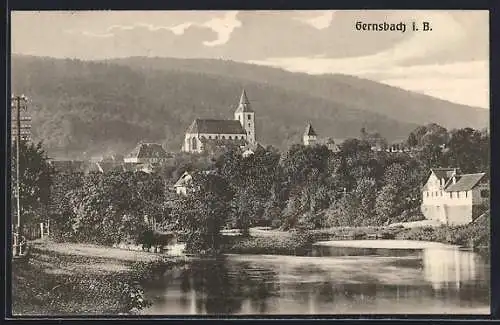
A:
<box><xmin>304</xmin><ymin>123</ymin><xmax>317</xmax><ymax>136</ymax></box>
<box><xmin>445</xmin><ymin>173</ymin><xmax>487</xmax><ymax>192</ymax></box>
<box><xmin>174</xmin><ymin>171</ymin><xmax>193</xmax><ymax>188</ymax></box>
<box><xmin>431</xmin><ymin>168</ymin><xmax>459</xmax><ymax>180</ymax></box>
<box><xmin>187</xmin><ymin>119</ymin><xmax>247</xmax><ymax>135</ymax></box>
<box><xmin>234</xmin><ymin>89</ymin><xmax>253</xmax><ymax>113</ymax></box>
<box><xmin>127</xmin><ymin>143</ymin><xmax>168</xmax><ymax>159</ymax></box>
<box><xmin>241</xmin><ymin>142</ymin><xmax>264</xmax><ymax>152</ymax></box>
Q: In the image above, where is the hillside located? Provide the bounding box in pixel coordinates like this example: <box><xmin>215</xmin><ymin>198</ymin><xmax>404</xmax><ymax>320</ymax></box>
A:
<box><xmin>11</xmin><ymin>55</ymin><xmax>486</xmax><ymax>159</ymax></box>
<box><xmin>109</xmin><ymin>56</ymin><xmax>489</xmax><ymax>130</ymax></box>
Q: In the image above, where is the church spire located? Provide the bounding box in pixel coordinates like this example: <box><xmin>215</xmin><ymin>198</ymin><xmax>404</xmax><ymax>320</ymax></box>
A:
<box><xmin>304</xmin><ymin>123</ymin><xmax>317</xmax><ymax>137</ymax></box>
<box><xmin>303</xmin><ymin>123</ymin><xmax>318</xmax><ymax>146</ymax></box>
<box><xmin>235</xmin><ymin>89</ymin><xmax>253</xmax><ymax>113</ymax></box>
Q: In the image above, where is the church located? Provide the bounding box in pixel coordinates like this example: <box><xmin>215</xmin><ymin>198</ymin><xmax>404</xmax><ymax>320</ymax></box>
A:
<box><xmin>182</xmin><ymin>89</ymin><xmax>256</xmax><ymax>153</ymax></box>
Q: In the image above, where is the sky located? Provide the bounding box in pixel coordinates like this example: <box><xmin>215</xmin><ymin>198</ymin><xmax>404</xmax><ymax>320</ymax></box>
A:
<box><xmin>11</xmin><ymin>10</ymin><xmax>489</xmax><ymax>108</ymax></box>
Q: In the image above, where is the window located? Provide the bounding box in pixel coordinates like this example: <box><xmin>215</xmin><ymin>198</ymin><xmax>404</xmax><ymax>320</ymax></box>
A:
<box><xmin>457</xmin><ymin>192</ymin><xmax>460</xmax><ymax>198</ymax></box>
<box><xmin>248</xmin><ymin>123</ymin><xmax>251</xmax><ymax>127</ymax></box>
<box><xmin>440</xmin><ymin>191</ymin><xmax>443</xmax><ymax>196</ymax></box>
<box><xmin>191</xmin><ymin>137</ymin><xmax>197</xmax><ymax>150</ymax></box>
<box><xmin>248</xmin><ymin>114</ymin><xmax>251</xmax><ymax>120</ymax></box>
<box><xmin>480</xmin><ymin>189</ymin><xmax>490</xmax><ymax>198</ymax></box>
<box><xmin>426</xmin><ymin>192</ymin><xmax>429</xmax><ymax>197</ymax></box>
<box><xmin>449</xmin><ymin>192</ymin><xmax>452</xmax><ymax>199</ymax></box>
<box><xmin>222</xmin><ymin>136</ymin><xmax>225</xmax><ymax>140</ymax></box>
<box><xmin>229</xmin><ymin>136</ymin><xmax>232</xmax><ymax>139</ymax></box>
<box><xmin>208</xmin><ymin>136</ymin><xmax>212</xmax><ymax>139</ymax></box>
<box><xmin>465</xmin><ymin>191</ymin><xmax>468</xmax><ymax>198</ymax></box>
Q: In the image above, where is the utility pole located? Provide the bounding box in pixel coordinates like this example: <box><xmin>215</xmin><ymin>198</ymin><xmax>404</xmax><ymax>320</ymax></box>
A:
<box><xmin>12</xmin><ymin>94</ymin><xmax>29</xmax><ymax>257</ymax></box>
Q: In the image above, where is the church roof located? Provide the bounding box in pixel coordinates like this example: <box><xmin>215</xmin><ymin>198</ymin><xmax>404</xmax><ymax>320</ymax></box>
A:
<box><xmin>304</xmin><ymin>123</ymin><xmax>317</xmax><ymax>136</ymax></box>
<box><xmin>234</xmin><ymin>89</ymin><xmax>254</xmax><ymax>113</ymax></box>
<box><xmin>445</xmin><ymin>173</ymin><xmax>487</xmax><ymax>192</ymax></box>
<box><xmin>187</xmin><ymin>119</ymin><xmax>247</xmax><ymax>135</ymax></box>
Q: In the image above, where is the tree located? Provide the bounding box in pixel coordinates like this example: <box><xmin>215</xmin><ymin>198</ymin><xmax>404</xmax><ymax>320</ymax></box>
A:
<box><xmin>375</xmin><ymin>183</ymin><xmax>400</xmax><ymax>225</ymax></box>
<box><xmin>444</xmin><ymin>128</ymin><xmax>489</xmax><ymax>174</ymax></box>
<box><xmin>172</xmin><ymin>172</ymin><xmax>233</xmax><ymax>254</ymax></box>
<box><xmin>407</xmin><ymin>132</ymin><xmax>418</xmax><ymax>148</ymax></box>
<box><xmin>11</xmin><ymin>140</ymin><xmax>54</xmax><ymax>226</ymax></box>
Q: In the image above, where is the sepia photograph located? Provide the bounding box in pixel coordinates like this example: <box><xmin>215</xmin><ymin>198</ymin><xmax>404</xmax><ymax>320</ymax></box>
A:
<box><xmin>9</xmin><ymin>10</ymin><xmax>490</xmax><ymax>316</ymax></box>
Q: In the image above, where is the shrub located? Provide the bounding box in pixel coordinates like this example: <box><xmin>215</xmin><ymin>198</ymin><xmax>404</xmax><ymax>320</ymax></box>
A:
<box><xmin>224</xmin><ymin>232</ymin><xmax>314</xmax><ymax>256</ymax></box>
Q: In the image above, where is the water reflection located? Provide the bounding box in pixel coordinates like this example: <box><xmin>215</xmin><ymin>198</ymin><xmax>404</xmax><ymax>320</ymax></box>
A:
<box><xmin>142</xmin><ymin>244</ymin><xmax>490</xmax><ymax>315</ymax></box>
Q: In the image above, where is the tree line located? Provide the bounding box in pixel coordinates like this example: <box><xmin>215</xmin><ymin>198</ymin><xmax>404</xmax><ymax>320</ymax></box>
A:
<box><xmin>13</xmin><ymin>123</ymin><xmax>489</xmax><ymax>253</ymax></box>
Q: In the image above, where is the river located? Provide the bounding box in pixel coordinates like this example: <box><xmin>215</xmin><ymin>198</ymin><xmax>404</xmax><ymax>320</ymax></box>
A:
<box><xmin>141</xmin><ymin>240</ymin><xmax>490</xmax><ymax>315</ymax></box>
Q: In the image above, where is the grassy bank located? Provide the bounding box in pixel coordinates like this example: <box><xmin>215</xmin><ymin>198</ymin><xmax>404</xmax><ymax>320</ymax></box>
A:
<box><xmin>12</xmin><ymin>241</ymin><xmax>187</xmax><ymax>316</ymax></box>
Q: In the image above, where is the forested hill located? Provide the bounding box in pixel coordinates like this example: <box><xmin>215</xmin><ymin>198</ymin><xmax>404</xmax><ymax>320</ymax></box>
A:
<box><xmin>11</xmin><ymin>55</ymin><xmax>487</xmax><ymax>159</ymax></box>
<box><xmin>109</xmin><ymin>57</ymin><xmax>489</xmax><ymax>130</ymax></box>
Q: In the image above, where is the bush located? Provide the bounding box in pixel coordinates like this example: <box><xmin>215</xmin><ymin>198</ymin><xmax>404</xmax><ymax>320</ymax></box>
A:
<box><xmin>224</xmin><ymin>232</ymin><xmax>314</xmax><ymax>256</ymax></box>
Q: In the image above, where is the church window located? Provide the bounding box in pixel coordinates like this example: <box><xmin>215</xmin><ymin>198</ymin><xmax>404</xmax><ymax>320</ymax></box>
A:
<box><xmin>208</xmin><ymin>136</ymin><xmax>212</xmax><ymax>139</ymax></box>
<box><xmin>248</xmin><ymin>114</ymin><xmax>251</xmax><ymax>120</ymax></box>
<box><xmin>449</xmin><ymin>192</ymin><xmax>452</xmax><ymax>199</ymax></box>
<box><xmin>248</xmin><ymin>123</ymin><xmax>251</xmax><ymax>127</ymax></box>
<box><xmin>457</xmin><ymin>192</ymin><xmax>460</xmax><ymax>198</ymax></box>
<box><xmin>229</xmin><ymin>136</ymin><xmax>232</xmax><ymax>139</ymax></box>
<box><xmin>222</xmin><ymin>136</ymin><xmax>225</xmax><ymax>139</ymax></box>
<box><xmin>191</xmin><ymin>137</ymin><xmax>197</xmax><ymax>150</ymax></box>
<box><xmin>480</xmin><ymin>189</ymin><xmax>489</xmax><ymax>198</ymax></box>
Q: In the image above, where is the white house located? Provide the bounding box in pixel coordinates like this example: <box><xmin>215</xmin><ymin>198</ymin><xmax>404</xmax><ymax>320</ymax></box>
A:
<box><xmin>182</xmin><ymin>89</ymin><xmax>256</xmax><ymax>153</ymax></box>
<box><xmin>421</xmin><ymin>168</ymin><xmax>489</xmax><ymax>226</ymax></box>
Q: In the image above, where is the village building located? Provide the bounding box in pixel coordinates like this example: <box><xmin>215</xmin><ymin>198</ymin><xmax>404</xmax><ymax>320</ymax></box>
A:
<box><xmin>173</xmin><ymin>171</ymin><xmax>193</xmax><ymax>196</ymax></box>
<box><xmin>182</xmin><ymin>89</ymin><xmax>256</xmax><ymax>153</ymax></box>
<box><xmin>303</xmin><ymin>123</ymin><xmax>318</xmax><ymax>146</ymax></box>
<box><xmin>124</xmin><ymin>142</ymin><xmax>170</xmax><ymax>164</ymax></box>
<box><xmin>421</xmin><ymin>168</ymin><xmax>489</xmax><ymax>226</ymax></box>
<box><xmin>173</xmin><ymin>170</ymin><xmax>219</xmax><ymax>196</ymax></box>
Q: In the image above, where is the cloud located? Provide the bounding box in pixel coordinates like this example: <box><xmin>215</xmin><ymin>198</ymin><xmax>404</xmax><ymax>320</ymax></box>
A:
<box><xmin>293</xmin><ymin>10</ymin><xmax>337</xmax><ymax>29</ymax></box>
<box><xmin>202</xmin><ymin>11</ymin><xmax>242</xmax><ymax>47</ymax></box>
<box><xmin>64</xmin><ymin>11</ymin><xmax>242</xmax><ymax>47</ymax></box>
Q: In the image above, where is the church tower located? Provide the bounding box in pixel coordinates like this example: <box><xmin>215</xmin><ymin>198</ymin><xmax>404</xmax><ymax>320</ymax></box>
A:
<box><xmin>234</xmin><ymin>89</ymin><xmax>256</xmax><ymax>144</ymax></box>
<box><xmin>303</xmin><ymin>123</ymin><xmax>318</xmax><ymax>146</ymax></box>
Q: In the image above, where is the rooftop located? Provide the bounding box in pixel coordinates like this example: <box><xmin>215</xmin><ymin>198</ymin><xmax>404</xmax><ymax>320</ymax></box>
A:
<box><xmin>431</xmin><ymin>168</ymin><xmax>459</xmax><ymax>180</ymax></box>
<box><xmin>304</xmin><ymin>123</ymin><xmax>318</xmax><ymax>137</ymax></box>
<box><xmin>234</xmin><ymin>89</ymin><xmax>254</xmax><ymax>113</ymax></box>
<box><xmin>127</xmin><ymin>143</ymin><xmax>168</xmax><ymax>159</ymax></box>
<box><xmin>445</xmin><ymin>173</ymin><xmax>487</xmax><ymax>192</ymax></box>
<box><xmin>187</xmin><ymin>119</ymin><xmax>247</xmax><ymax>135</ymax></box>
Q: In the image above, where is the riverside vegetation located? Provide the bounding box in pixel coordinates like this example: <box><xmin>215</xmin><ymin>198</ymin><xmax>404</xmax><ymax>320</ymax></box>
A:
<box><xmin>12</xmin><ymin>123</ymin><xmax>489</xmax><ymax>314</ymax></box>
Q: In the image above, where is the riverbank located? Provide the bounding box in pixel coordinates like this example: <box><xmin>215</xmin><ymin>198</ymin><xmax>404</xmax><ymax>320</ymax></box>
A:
<box><xmin>223</xmin><ymin>216</ymin><xmax>490</xmax><ymax>257</ymax></box>
<box><xmin>12</xmin><ymin>240</ymin><xmax>187</xmax><ymax>315</ymax></box>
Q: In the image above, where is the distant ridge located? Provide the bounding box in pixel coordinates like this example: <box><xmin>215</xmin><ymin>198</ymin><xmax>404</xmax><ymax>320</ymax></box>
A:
<box><xmin>11</xmin><ymin>55</ymin><xmax>488</xmax><ymax>159</ymax></box>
